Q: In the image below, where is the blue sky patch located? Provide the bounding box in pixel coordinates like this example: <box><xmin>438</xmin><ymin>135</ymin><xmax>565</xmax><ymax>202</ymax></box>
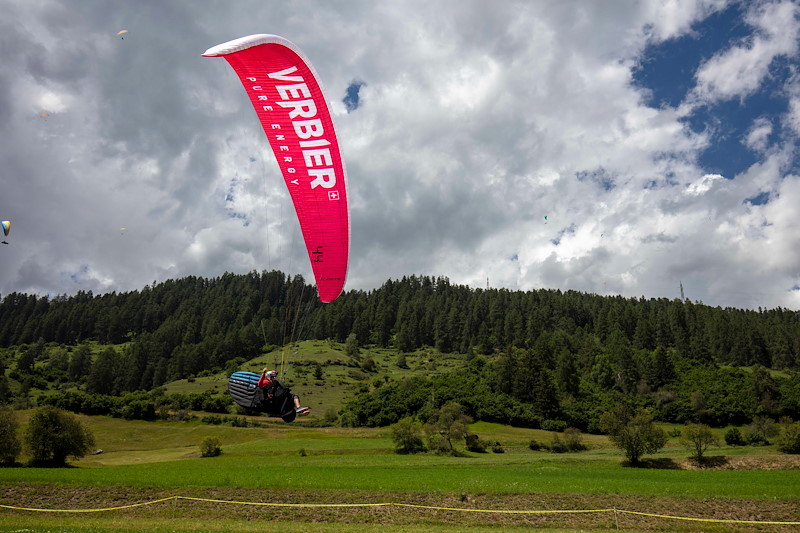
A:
<box><xmin>633</xmin><ymin>3</ymin><xmax>797</xmax><ymax>180</ymax></box>
<box><xmin>745</xmin><ymin>191</ymin><xmax>770</xmax><ymax>205</ymax></box>
<box><xmin>343</xmin><ymin>80</ymin><xmax>366</xmax><ymax>112</ymax></box>
<box><xmin>633</xmin><ymin>3</ymin><xmax>750</xmax><ymax>109</ymax></box>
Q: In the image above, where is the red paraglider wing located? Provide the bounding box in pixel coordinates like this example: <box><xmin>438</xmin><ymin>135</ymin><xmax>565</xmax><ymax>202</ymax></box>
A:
<box><xmin>204</xmin><ymin>35</ymin><xmax>349</xmax><ymax>302</ymax></box>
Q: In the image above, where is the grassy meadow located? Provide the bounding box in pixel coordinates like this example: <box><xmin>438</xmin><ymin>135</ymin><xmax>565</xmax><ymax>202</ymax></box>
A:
<box><xmin>2</xmin><ymin>414</ymin><xmax>800</xmax><ymax>532</ymax></box>
<box><xmin>2</xmin><ymin>340</ymin><xmax>800</xmax><ymax>531</ymax></box>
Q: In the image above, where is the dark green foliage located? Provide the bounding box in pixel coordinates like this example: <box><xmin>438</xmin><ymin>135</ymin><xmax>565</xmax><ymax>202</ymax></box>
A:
<box><xmin>390</xmin><ymin>417</ymin><xmax>426</xmax><ymax>454</ymax></box>
<box><xmin>360</xmin><ymin>356</ymin><xmax>376</xmax><ymax>372</ymax></box>
<box><xmin>464</xmin><ymin>433</ymin><xmax>488</xmax><ymax>453</ymax></box>
<box><xmin>744</xmin><ymin>416</ymin><xmax>778</xmax><ymax>445</ymax></box>
<box><xmin>680</xmin><ymin>423</ymin><xmax>719</xmax><ymax>461</ymax></box>
<box><xmin>15</xmin><ymin>340</ymin><xmax>44</xmax><ymax>374</ymax></box>
<box><xmin>777</xmin><ymin>417</ymin><xmax>800</xmax><ymax>454</ymax></box>
<box><xmin>41</xmin><ymin>389</ymin><xmax>231</xmax><ymax>420</ymax></box>
<box><xmin>0</xmin><ymin>358</ymin><xmax>11</xmax><ymax>404</ymax></box>
<box><xmin>562</xmin><ymin>427</ymin><xmax>587</xmax><ymax>451</ymax></box>
<box><xmin>0</xmin><ymin>271</ymin><xmax>798</xmax><ymax>432</ymax></box>
<box><xmin>345</xmin><ymin>333</ymin><xmax>359</xmax><ymax>358</ymax></box>
<box><xmin>0</xmin><ymin>405</ymin><xmax>21</xmax><ymax>465</ymax></box>
<box><xmin>600</xmin><ymin>406</ymin><xmax>667</xmax><ymax>465</ymax></box>
<box><xmin>424</xmin><ymin>402</ymin><xmax>472</xmax><ymax>454</ymax></box>
<box><xmin>24</xmin><ymin>406</ymin><xmax>95</xmax><ymax>466</ymax></box>
<box><xmin>724</xmin><ymin>427</ymin><xmax>746</xmax><ymax>446</ymax></box>
<box><xmin>86</xmin><ymin>348</ymin><xmax>119</xmax><ymax>395</ymax></box>
<box><xmin>199</xmin><ymin>436</ymin><xmax>222</xmax><ymax>457</ymax></box>
<box><xmin>541</xmin><ymin>419</ymin><xmax>568</xmax><ymax>432</ymax></box>
<box><xmin>396</xmin><ymin>353</ymin><xmax>408</xmax><ymax>369</ymax></box>
<box><xmin>550</xmin><ymin>434</ymin><xmax>568</xmax><ymax>453</ymax></box>
<box><xmin>549</xmin><ymin>428</ymin><xmax>586</xmax><ymax>453</ymax></box>
<box><xmin>341</xmin><ymin>368</ymin><xmax>539</xmax><ymax>428</ymax></box>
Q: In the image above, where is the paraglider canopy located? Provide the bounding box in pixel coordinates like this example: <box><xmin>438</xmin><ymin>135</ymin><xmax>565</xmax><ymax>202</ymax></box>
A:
<box><xmin>117</xmin><ymin>30</ymin><xmax>128</xmax><ymax>38</ymax></box>
<box><xmin>1</xmin><ymin>221</ymin><xmax>9</xmax><ymax>245</ymax></box>
<box><xmin>203</xmin><ymin>34</ymin><xmax>349</xmax><ymax>303</ymax></box>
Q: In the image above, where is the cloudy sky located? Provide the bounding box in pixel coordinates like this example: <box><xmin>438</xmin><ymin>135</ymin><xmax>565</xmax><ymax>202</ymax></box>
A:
<box><xmin>1</xmin><ymin>0</ymin><xmax>799</xmax><ymax>311</ymax></box>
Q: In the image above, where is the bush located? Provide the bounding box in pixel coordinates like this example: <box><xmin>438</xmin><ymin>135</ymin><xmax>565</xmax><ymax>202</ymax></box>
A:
<box><xmin>550</xmin><ymin>435</ymin><xmax>568</xmax><ymax>453</ymax></box>
<box><xmin>680</xmin><ymin>423</ymin><xmax>719</xmax><ymax>462</ymax></box>
<box><xmin>600</xmin><ymin>406</ymin><xmax>667</xmax><ymax>465</ymax></box>
<box><xmin>744</xmin><ymin>416</ymin><xmax>777</xmax><ymax>446</ymax></box>
<box><xmin>338</xmin><ymin>410</ymin><xmax>359</xmax><ymax>428</ymax></box>
<box><xmin>348</xmin><ymin>369</ymin><xmax>368</xmax><ymax>381</ymax></box>
<box><xmin>529</xmin><ymin>439</ymin><xmax>543</xmax><ymax>451</ymax></box>
<box><xmin>491</xmin><ymin>442</ymin><xmax>504</xmax><ymax>453</ymax></box>
<box><xmin>320</xmin><ymin>407</ymin><xmax>339</xmax><ymax>426</ymax></box>
<box><xmin>724</xmin><ymin>427</ymin><xmax>745</xmax><ymax>446</ymax></box>
<box><xmin>201</xmin><ymin>395</ymin><xmax>232</xmax><ymax>414</ymax></box>
<box><xmin>229</xmin><ymin>416</ymin><xmax>249</xmax><ymax>427</ymax></box>
<box><xmin>24</xmin><ymin>406</ymin><xmax>95</xmax><ymax>466</ymax></box>
<box><xmin>396</xmin><ymin>354</ymin><xmax>408</xmax><ymax>369</ymax></box>
<box><xmin>464</xmin><ymin>433</ymin><xmax>488</xmax><ymax>453</ymax></box>
<box><xmin>563</xmin><ymin>427</ymin><xmax>587</xmax><ymax>451</ymax></box>
<box><xmin>120</xmin><ymin>399</ymin><xmax>156</xmax><ymax>421</ymax></box>
<box><xmin>199</xmin><ymin>436</ymin><xmax>222</xmax><ymax>457</ymax></box>
<box><xmin>360</xmin><ymin>356</ymin><xmax>377</xmax><ymax>373</ymax></box>
<box><xmin>0</xmin><ymin>405</ymin><xmax>21</xmax><ymax>465</ymax></box>
<box><xmin>390</xmin><ymin>417</ymin><xmax>426</xmax><ymax>454</ymax></box>
<box><xmin>425</xmin><ymin>403</ymin><xmax>472</xmax><ymax>455</ymax></box>
<box><xmin>345</xmin><ymin>333</ymin><xmax>359</xmax><ymax>358</ymax></box>
<box><xmin>777</xmin><ymin>418</ymin><xmax>800</xmax><ymax>454</ymax></box>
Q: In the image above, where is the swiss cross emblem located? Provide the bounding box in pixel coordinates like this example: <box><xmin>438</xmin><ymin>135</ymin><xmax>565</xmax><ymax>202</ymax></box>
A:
<box><xmin>328</xmin><ymin>191</ymin><xmax>340</xmax><ymax>200</ymax></box>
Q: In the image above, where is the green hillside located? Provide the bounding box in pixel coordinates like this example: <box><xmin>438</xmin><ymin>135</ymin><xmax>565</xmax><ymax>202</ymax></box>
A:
<box><xmin>160</xmin><ymin>340</ymin><xmax>467</xmax><ymax>416</ymax></box>
<box><xmin>1</xmin><ymin>272</ymin><xmax>799</xmax><ymax>433</ymax></box>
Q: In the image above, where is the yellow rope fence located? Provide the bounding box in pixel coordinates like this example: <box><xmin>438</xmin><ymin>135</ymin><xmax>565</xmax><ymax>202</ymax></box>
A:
<box><xmin>1</xmin><ymin>496</ymin><xmax>799</xmax><ymax>526</ymax></box>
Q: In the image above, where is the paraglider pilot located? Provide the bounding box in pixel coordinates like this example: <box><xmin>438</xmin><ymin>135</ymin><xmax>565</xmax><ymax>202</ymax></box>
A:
<box><xmin>259</xmin><ymin>368</ymin><xmax>309</xmax><ymax>416</ymax></box>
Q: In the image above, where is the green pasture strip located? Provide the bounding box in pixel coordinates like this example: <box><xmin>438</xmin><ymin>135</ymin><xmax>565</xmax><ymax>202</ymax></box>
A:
<box><xmin>1</xmin><ymin>453</ymin><xmax>798</xmax><ymax>500</ymax></box>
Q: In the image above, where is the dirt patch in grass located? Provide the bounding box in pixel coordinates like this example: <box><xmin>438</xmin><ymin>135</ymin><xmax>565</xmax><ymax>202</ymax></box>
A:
<box><xmin>639</xmin><ymin>454</ymin><xmax>800</xmax><ymax>471</ymax></box>
<box><xmin>2</xmin><ymin>483</ymin><xmax>799</xmax><ymax>532</ymax></box>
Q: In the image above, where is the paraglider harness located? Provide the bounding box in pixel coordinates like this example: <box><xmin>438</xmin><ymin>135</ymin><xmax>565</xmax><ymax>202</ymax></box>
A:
<box><xmin>227</xmin><ymin>371</ymin><xmax>297</xmax><ymax>423</ymax></box>
<box><xmin>258</xmin><ymin>379</ymin><xmax>297</xmax><ymax>422</ymax></box>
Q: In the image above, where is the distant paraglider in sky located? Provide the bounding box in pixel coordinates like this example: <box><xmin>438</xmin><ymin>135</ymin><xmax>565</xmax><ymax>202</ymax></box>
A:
<box><xmin>1</xmin><ymin>220</ymin><xmax>10</xmax><ymax>245</ymax></box>
<box><xmin>117</xmin><ymin>30</ymin><xmax>129</xmax><ymax>39</ymax></box>
<box><xmin>203</xmin><ymin>34</ymin><xmax>350</xmax><ymax>303</ymax></box>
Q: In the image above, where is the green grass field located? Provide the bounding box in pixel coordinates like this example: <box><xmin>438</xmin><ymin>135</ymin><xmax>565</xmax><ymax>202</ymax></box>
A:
<box><xmin>1</xmin><ymin>415</ymin><xmax>800</xmax><ymax>532</ymax></box>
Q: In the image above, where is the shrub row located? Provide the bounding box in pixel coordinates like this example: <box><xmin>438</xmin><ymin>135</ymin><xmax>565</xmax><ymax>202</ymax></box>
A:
<box><xmin>39</xmin><ymin>389</ymin><xmax>232</xmax><ymax>420</ymax></box>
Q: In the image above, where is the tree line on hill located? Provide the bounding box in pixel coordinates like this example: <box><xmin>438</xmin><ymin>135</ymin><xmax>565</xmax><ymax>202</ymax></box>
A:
<box><xmin>1</xmin><ymin>271</ymin><xmax>799</xmax><ymax>431</ymax></box>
